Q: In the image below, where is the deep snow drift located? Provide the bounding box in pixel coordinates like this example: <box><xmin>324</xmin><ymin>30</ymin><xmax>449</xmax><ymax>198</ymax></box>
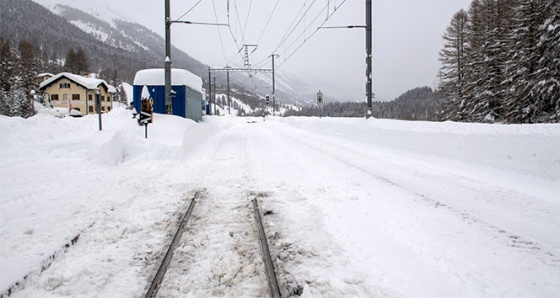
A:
<box><xmin>1</xmin><ymin>107</ymin><xmax>559</xmax><ymax>297</ymax></box>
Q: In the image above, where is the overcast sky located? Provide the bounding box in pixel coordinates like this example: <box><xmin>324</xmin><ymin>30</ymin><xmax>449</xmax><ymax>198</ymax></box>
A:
<box><xmin>37</xmin><ymin>0</ymin><xmax>472</xmax><ymax>102</ymax></box>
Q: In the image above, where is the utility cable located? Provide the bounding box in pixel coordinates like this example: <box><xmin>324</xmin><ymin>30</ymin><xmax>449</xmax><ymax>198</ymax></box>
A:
<box><xmin>255</xmin><ymin>0</ymin><xmax>280</xmax><ymax>45</ymax></box>
<box><xmin>211</xmin><ymin>0</ymin><xmax>229</xmax><ymax>65</ymax></box>
<box><xmin>276</xmin><ymin>0</ymin><xmax>348</xmax><ymax>69</ymax></box>
<box><xmin>174</xmin><ymin>0</ymin><xmax>205</xmax><ymax>21</ymax></box>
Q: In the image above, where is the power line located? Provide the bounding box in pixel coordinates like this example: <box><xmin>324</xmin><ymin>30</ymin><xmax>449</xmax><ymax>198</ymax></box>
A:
<box><xmin>174</xmin><ymin>0</ymin><xmax>205</xmax><ymax>21</ymax></box>
<box><xmin>271</xmin><ymin>0</ymin><xmax>319</xmax><ymax>56</ymax></box>
<box><xmin>233</xmin><ymin>0</ymin><xmax>247</xmax><ymax>45</ymax></box>
<box><xmin>255</xmin><ymin>0</ymin><xmax>280</xmax><ymax>45</ymax></box>
<box><xmin>243</xmin><ymin>0</ymin><xmax>254</xmax><ymax>39</ymax></box>
<box><xmin>276</xmin><ymin>0</ymin><xmax>348</xmax><ymax>69</ymax></box>
<box><xmin>211</xmin><ymin>0</ymin><xmax>228</xmax><ymax>65</ymax></box>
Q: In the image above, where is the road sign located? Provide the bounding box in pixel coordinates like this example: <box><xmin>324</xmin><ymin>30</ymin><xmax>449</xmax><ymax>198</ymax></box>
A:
<box><xmin>138</xmin><ymin>111</ymin><xmax>152</xmax><ymax>125</ymax></box>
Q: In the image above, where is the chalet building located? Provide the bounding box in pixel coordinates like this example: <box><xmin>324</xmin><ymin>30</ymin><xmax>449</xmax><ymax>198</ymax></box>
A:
<box><xmin>39</xmin><ymin>72</ymin><xmax>116</xmax><ymax>115</ymax></box>
<box><xmin>35</xmin><ymin>73</ymin><xmax>54</xmax><ymax>86</ymax></box>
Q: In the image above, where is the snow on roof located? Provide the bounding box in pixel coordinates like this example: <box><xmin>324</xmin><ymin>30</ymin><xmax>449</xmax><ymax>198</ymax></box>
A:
<box><xmin>39</xmin><ymin>72</ymin><xmax>116</xmax><ymax>93</ymax></box>
<box><xmin>133</xmin><ymin>68</ymin><xmax>203</xmax><ymax>94</ymax></box>
<box><xmin>37</xmin><ymin>73</ymin><xmax>54</xmax><ymax>78</ymax></box>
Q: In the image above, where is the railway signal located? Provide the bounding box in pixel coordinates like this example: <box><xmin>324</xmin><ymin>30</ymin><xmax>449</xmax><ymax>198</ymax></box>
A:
<box><xmin>266</xmin><ymin>94</ymin><xmax>270</xmax><ymax>105</ymax></box>
<box><xmin>317</xmin><ymin>90</ymin><xmax>323</xmax><ymax>118</ymax></box>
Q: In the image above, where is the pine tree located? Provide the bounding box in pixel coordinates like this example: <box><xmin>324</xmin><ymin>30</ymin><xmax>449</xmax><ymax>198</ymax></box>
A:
<box><xmin>64</xmin><ymin>48</ymin><xmax>77</xmax><ymax>73</ymax></box>
<box><xmin>438</xmin><ymin>9</ymin><xmax>469</xmax><ymax>121</ymax></box>
<box><xmin>0</xmin><ymin>91</ymin><xmax>8</xmax><ymax>116</ymax></box>
<box><xmin>74</xmin><ymin>48</ymin><xmax>90</xmax><ymax>74</ymax></box>
<box><xmin>532</xmin><ymin>0</ymin><xmax>560</xmax><ymax>122</ymax></box>
<box><xmin>461</xmin><ymin>0</ymin><xmax>487</xmax><ymax>122</ymax></box>
<box><xmin>7</xmin><ymin>89</ymin><xmax>27</xmax><ymax>117</ymax></box>
<box><xmin>0</xmin><ymin>39</ymin><xmax>16</xmax><ymax>92</ymax></box>
<box><xmin>503</xmin><ymin>0</ymin><xmax>545</xmax><ymax>123</ymax></box>
<box><xmin>18</xmin><ymin>40</ymin><xmax>38</xmax><ymax>91</ymax></box>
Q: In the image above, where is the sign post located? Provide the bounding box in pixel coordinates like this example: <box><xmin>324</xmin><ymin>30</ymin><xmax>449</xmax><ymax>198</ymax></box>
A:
<box><xmin>317</xmin><ymin>90</ymin><xmax>323</xmax><ymax>119</ymax></box>
<box><xmin>138</xmin><ymin>86</ymin><xmax>153</xmax><ymax>138</ymax></box>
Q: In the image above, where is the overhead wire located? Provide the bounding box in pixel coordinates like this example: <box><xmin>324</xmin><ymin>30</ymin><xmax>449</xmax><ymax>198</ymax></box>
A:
<box><xmin>271</xmin><ymin>0</ymin><xmax>319</xmax><ymax>56</ymax></box>
<box><xmin>276</xmin><ymin>0</ymin><xmax>348</xmax><ymax>69</ymax></box>
<box><xmin>242</xmin><ymin>0</ymin><xmax>254</xmax><ymax>40</ymax></box>
<box><xmin>255</xmin><ymin>0</ymin><xmax>280</xmax><ymax>45</ymax></box>
<box><xmin>233</xmin><ymin>0</ymin><xmax>247</xmax><ymax>45</ymax></box>
<box><xmin>209</xmin><ymin>0</ymin><xmax>348</xmax><ymax>100</ymax></box>
<box><xmin>211</xmin><ymin>0</ymin><xmax>229</xmax><ymax>65</ymax></box>
<box><xmin>174</xmin><ymin>0</ymin><xmax>205</xmax><ymax>21</ymax></box>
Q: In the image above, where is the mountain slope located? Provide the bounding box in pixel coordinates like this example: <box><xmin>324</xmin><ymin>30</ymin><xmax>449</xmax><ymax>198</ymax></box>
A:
<box><xmin>2</xmin><ymin>0</ymin><xmax>306</xmax><ymax>105</ymax></box>
<box><xmin>1</xmin><ymin>0</ymin><xmax>207</xmax><ymax>82</ymax></box>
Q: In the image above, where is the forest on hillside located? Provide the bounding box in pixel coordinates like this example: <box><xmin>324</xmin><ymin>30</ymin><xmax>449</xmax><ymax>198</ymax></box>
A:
<box><xmin>0</xmin><ymin>37</ymin><xmax>129</xmax><ymax>117</ymax></box>
<box><xmin>284</xmin><ymin>87</ymin><xmax>443</xmax><ymax>120</ymax></box>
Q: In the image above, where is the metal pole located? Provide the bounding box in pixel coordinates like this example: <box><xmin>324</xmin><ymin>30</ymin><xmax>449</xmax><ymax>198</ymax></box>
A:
<box><xmin>165</xmin><ymin>0</ymin><xmax>172</xmax><ymax>114</ymax></box>
<box><xmin>96</xmin><ymin>90</ymin><xmax>102</xmax><ymax>131</ymax></box>
<box><xmin>271</xmin><ymin>54</ymin><xmax>279</xmax><ymax>116</ymax></box>
<box><xmin>213</xmin><ymin>76</ymin><xmax>216</xmax><ymax>116</ymax></box>
<box><xmin>366</xmin><ymin>0</ymin><xmax>373</xmax><ymax>118</ymax></box>
<box><xmin>208</xmin><ymin>68</ymin><xmax>212</xmax><ymax>116</ymax></box>
<box><xmin>227</xmin><ymin>68</ymin><xmax>230</xmax><ymax>115</ymax></box>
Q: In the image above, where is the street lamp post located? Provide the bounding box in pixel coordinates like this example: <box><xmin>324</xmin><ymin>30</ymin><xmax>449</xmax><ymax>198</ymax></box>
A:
<box><xmin>96</xmin><ymin>89</ymin><xmax>102</xmax><ymax>131</ymax></box>
<box><xmin>29</xmin><ymin>90</ymin><xmax>35</xmax><ymax>117</ymax></box>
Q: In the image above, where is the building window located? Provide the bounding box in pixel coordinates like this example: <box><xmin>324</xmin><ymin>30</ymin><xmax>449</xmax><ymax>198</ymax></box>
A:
<box><xmin>51</xmin><ymin>94</ymin><xmax>59</xmax><ymax>101</ymax></box>
<box><xmin>107</xmin><ymin>96</ymin><xmax>111</xmax><ymax>102</ymax></box>
<box><xmin>59</xmin><ymin>82</ymin><xmax>70</xmax><ymax>89</ymax></box>
<box><xmin>107</xmin><ymin>107</ymin><xmax>111</xmax><ymax>112</ymax></box>
<box><xmin>72</xmin><ymin>94</ymin><xmax>80</xmax><ymax>101</ymax></box>
<box><xmin>89</xmin><ymin>106</ymin><xmax>93</xmax><ymax>113</ymax></box>
<box><xmin>88</xmin><ymin>94</ymin><xmax>93</xmax><ymax>101</ymax></box>
<box><xmin>101</xmin><ymin>96</ymin><xmax>105</xmax><ymax>102</ymax></box>
<box><xmin>101</xmin><ymin>106</ymin><xmax>105</xmax><ymax>112</ymax></box>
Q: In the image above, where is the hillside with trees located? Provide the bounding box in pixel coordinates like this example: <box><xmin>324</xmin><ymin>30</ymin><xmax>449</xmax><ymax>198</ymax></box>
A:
<box><xmin>284</xmin><ymin>87</ymin><xmax>443</xmax><ymax>121</ymax></box>
<box><xmin>438</xmin><ymin>0</ymin><xmax>559</xmax><ymax>123</ymax></box>
<box><xmin>0</xmin><ymin>0</ymin><xmax>209</xmax><ymax>117</ymax></box>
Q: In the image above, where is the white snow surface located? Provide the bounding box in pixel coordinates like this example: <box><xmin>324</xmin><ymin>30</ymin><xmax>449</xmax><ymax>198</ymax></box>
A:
<box><xmin>133</xmin><ymin>69</ymin><xmax>203</xmax><ymax>94</ymax></box>
<box><xmin>1</xmin><ymin>108</ymin><xmax>559</xmax><ymax>297</ymax></box>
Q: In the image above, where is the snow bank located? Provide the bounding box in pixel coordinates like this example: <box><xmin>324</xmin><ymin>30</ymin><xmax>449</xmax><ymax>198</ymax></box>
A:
<box><xmin>87</xmin><ymin>130</ymin><xmax>125</xmax><ymax>166</ymax></box>
<box><xmin>279</xmin><ymin>117</ymin><xmax>560</xmax><ymax>180</ymax></box>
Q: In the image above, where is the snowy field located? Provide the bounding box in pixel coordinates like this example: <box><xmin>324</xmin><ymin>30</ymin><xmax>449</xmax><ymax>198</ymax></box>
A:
<box><xmin>1</xmin><ymin>106</ymin><xmax>559</xmax><ymax>297</ymax></box>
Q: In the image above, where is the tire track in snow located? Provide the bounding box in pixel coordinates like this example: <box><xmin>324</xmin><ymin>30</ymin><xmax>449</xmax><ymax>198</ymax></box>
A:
<box><xmin>269</xmin><ymin>123</ymin><xmax>560</xmax><ymax>265</ymax></box>
<box><xmin>264</xmin><ymin>122</ymin><xmax>560</xmax><ymax>295</ymax></box>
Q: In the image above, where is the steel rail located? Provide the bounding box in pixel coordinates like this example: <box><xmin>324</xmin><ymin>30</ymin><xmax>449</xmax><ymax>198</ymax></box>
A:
<box><xmin>145</xmin><ymin>191</ymin><xmax>200</xmax><ymax>298</ymax></box>
<box><xmin>252</xmin><ymin>197</ymin><xmax>281</xmax><ymax>298</ymax></box>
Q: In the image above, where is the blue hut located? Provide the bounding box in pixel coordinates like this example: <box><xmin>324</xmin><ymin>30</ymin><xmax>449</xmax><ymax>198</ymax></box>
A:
<box><xmin>133</xmin><ymin>68</ymin><xmax>203</xmax><ymax>122</ymax></box>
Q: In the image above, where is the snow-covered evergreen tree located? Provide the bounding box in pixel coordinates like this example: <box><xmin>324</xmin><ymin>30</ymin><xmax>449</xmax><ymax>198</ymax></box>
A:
<box><xmin>503</xmin><ymin>0</ymin><xmax>545</xmax><ymax>123</ymax></box>
<box><xmin>0</xmin><ymin>39</ymin><xmax>16</xmax><ymax>93</ymax></box>
<box><xmin>438</xmin><ymin>9</ymin><xmax>469</xmax><ymax>121</ymax></box>
<box><xmin>531</xmin><ymin>0</ymin><xmax>560</xmax><ymax>122</ymax></box>
<box><xmin>439</xmin><ymin>0</ymin><xmax>558</xmax><ymax>123</ymax></box>
<box><xmin>64</xmin><ymin>47</ymin><xmax>89</xmax><ymax>75</ymax></box>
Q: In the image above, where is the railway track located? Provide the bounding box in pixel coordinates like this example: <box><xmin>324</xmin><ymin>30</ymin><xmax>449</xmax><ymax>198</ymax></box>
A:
<box><xmin>145</xmin><ymin>190</ymin><xmax>281</xmax><ymax>297</ymax></box>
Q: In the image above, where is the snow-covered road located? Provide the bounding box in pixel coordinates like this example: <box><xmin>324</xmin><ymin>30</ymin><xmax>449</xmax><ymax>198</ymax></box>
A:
<box><xmin>1</xmin><ymin>109</ymin><xmax>559</xmax><ymax>297</ymax></box>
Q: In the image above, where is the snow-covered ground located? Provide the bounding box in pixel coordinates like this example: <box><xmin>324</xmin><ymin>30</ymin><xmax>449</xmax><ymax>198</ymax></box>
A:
<box><xmin>1</xmin><ymin>107</ymin><xmax>559</xmax><ymax>297</ymax></box>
